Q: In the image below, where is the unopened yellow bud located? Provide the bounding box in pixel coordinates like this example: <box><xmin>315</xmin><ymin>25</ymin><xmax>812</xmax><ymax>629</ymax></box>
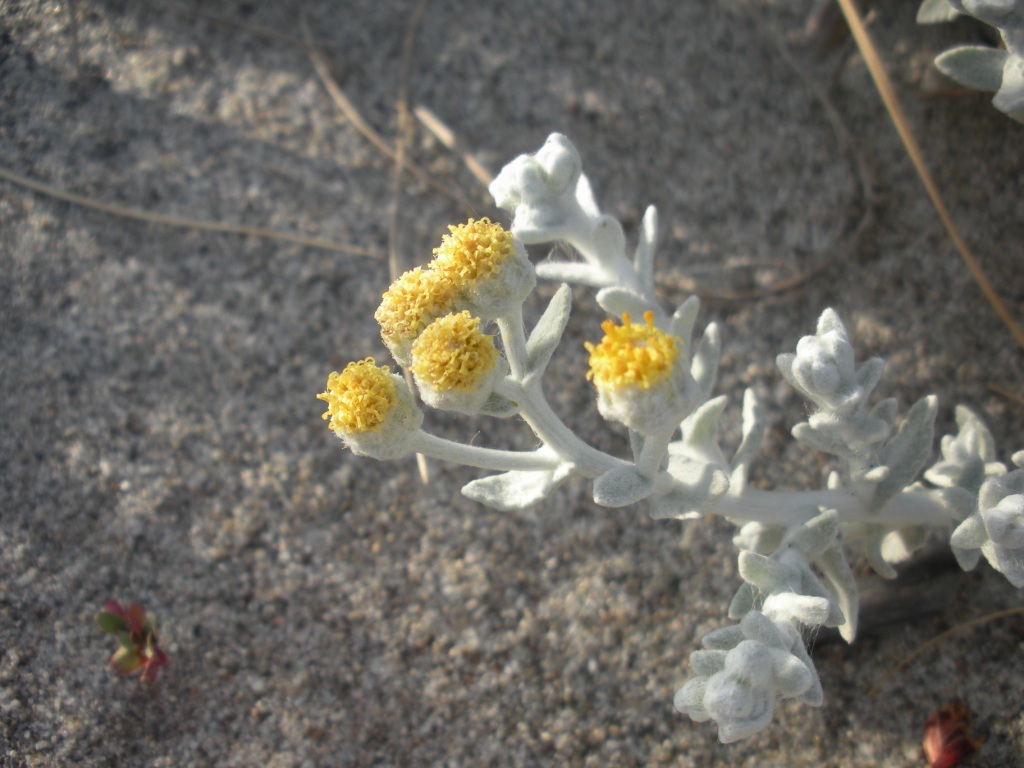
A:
<box><xmin>431</xmin><ymin>218</ymin><xmax>516</xmax><ymax>283</ymax></box>
<box><xmin>318</xmin><ymin>358</ymin><xmax>396</xmax><ymax>434</ymax></box>
<box><xmin>411</xmin><ymin>311</ymin><xmax>499</xmax><ymax>393</ymax></box>
<box><xmin>375</xmin><ymin>267</ymin><xmax>459</xmax><ymax>365</ymax></box>
<box><xmin>317</xmin><ymin>359</ymin><xmax>423</xmax><ymax>459</ymax></box>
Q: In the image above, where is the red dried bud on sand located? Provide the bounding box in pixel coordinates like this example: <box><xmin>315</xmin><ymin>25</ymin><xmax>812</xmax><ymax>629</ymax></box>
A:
<box><xmin>922</xmin><ymin>700</ymin><xmax>982</xmax><ymax>768</ymax></box>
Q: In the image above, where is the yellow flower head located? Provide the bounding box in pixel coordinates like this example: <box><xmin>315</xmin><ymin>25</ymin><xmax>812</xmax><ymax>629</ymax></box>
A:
<box><xmin>411</xmin><ymin>311</ymin><xmax>499</xmax><ymax>393</ymax></box>
<box><xmin>317</xmin><ymin>358</ymin><xmax>397</xmax><ymax>434</ymax></box>
<box><xmin>431</xmin><ymin>218</ymin><xmax>515</xmax><ymax>283</ymax></box>
<box><xmin>375</xmin><ymin>267</ymin><xmax>459</xmax><ymax>363</ymax></box>
<box><xmin>585</xmin><ymin>311</ymin><xmax>682</xmax><ymax>391</ymax></box>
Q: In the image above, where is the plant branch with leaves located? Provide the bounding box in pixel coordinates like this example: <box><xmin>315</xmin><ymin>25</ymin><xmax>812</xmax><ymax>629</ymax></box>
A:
<box><xmin>317</xmin><ymin>133</ymin><xmax>1023</xmax><ymax>742</ymax></box>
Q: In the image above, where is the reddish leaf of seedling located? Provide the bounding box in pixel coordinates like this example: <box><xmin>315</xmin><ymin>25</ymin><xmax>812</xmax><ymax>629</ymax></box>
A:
<box><xmin>923</xmin><ymin>700</ymin><xmax>982</xmax><ymax>768</ymax></box>
<box><xmin>139</xmin><ymin>645</ymin><xmax>169</xmax><ymax>683</ymax></box>
<box><xmin>95</xmin><ymin>608</ymin><xmax>129</xmax><ymax>637</ymax></box>
<box><xmin>126</xmin><ymin>603</ymin><xmax>148</xmax><ymax>635</ymax></box>
<box><xmin>111</xmin><ymin>646</ymin><xmax>144</xmax><ymax>675</ymax></box>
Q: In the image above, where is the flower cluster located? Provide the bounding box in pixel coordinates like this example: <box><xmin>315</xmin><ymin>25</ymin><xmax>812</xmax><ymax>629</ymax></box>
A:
<box><xmin>374</xmin><ymin>217</ymin><xmax>532</xmax><ymax>367</ymax></box>
<box><xmin>318</xmin><ymin>134</ymin><xmax>1022</xmax><ymax>744</ymax></box>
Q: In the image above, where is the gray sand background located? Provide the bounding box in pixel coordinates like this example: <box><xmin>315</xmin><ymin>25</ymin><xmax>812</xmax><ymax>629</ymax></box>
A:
<box><xmin>1</xmin><ymin>1</ymin><xmax>1022</xmax><ymax>766</ymax></box>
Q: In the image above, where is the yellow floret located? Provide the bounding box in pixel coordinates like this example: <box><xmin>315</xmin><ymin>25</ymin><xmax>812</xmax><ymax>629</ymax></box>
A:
<box><xmin>431</xmin><ymin>218</ymin><xmax>515</xmax><ymax>283</ymax></box>
<box><xmin>585</xmin><ymin>311</ymin><xmax>681</xmax><ymax>391</ymax></box>
<box><xmin>317</xmin><ymin>358</ymin><xmax>396</xmax><ymax>434</ymax></box>
<box><xmin>375</xmin><ymin>267</ymin><xmax>459</xmax><ymax>351</ymax></box>
<box><xmin>411</xmin><ymin>311</ymin><xmax>499</xmax><ymax>392</ymax></box>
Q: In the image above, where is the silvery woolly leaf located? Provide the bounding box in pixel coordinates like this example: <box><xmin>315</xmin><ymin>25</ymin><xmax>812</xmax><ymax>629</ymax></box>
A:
<box><xmin>979</xmin><ymin>468</ymin><xmax>1024</xmax><ymax>510</ymax></box>
<box><xmin>813</xmin><ymin>546</ymin><xmax>859</xmax><ymax>641</ymax></box>
<box><xmin>595</xmin><ymin>286</ymin><xmax>650</xmax><ymax>320</ymax></box>
<box><xmin>952</xmin><ymin>540</ymin><xmax>984</xmax><ymax>571</ymax></box>
<box><xmin>728</xmin><ymin>583</ymin><xmax>758</xmax><ymax>619</ymax></box>
<box><xmin>809</xmin><ymin>308</ymin><xmax>847</xmax><ymax>345</ymax></box>
<box><xmin>982</xmin><ymin>541</ymin><xmax>1024</xmax><ymax>587</ymax></box>
<box><xmin>733</xmin><ymin>521</ymin><xmax>786</xmax><ymax>556</ymax></box>
<box><xmin>993</xmin><ymin>50</ymin><xmax>1024</xmax><ymax>121</ymax></box>
<box><xmin>792</xmin><ymin>421</ymin><xmax>849</xmax><ymax>457</ymax></box>
<box><xmin>574</xmin><ymin>173</ymin><xmax>600</xmax><ymax>218</ymax></box>
<box><xmin>535</xmin><ymin>134</ymin><xmax>580</xmax><ymax>194</ymax></box>
<box><xmin>591</xmin><ymin>214</ymin><xmax>627</xmax><ymax>263</ymax></box>
<box><xmin>462</xmin><ymin>466</ymin><xmax>570</xmax><ymax>511</ymax></box>
<box><xmin>763</xmin><ymin>592</ymin><xmax>833</xmax><ymax>628</ymax></box>
<box><xmin>716</xmin><ymin>702</ymin><xmax>774</xmax><ymax>744</ymax></box>
<box><xmin>950</xmin><ymin>512</ymin><xmax>988</xmax><ymax>551</ymax></box>
<box><xmin>880</xmin><ymin>525</ymin><xmax>928</xmax><ymax>564</ymax></box>
<box><xmin>936</xmin><ymin>45</ymin><xmax>1008</xmax><ymax>91</ymax></box>
<box><xmin>872</xmin><ymin>395</ymin><xmax>938</xmax><ymax>513</ymax></box>
<box><xmin>691</xmin><ymin>322</ymin><xmax>721</xmax><ymax>400</ymax></box>
<box><xmin>592</xmin><ymin>465</ymin><xmax>655</xmax><ymax>507</ymax></box>
<box><xmin>783</xmin><ymin>508</ymin><xmax>839</xmax><ymax>558</ymax></box>
<box><xmin>633</xmin><ymin>205</ymin><xmax>659</xmax><ymax>295</ymax></box>
<box><xmin>861</xmin><ymin>466</ymin><xmax>890</xmax><ymax>483</ymax></box>
<box><xmin>702</xmin><ymin>624</ymin><xmax>745</xmax><ymax>650</ymax></box>
<box><xmin>670</xmin><ymin>295</ymin><xmax>701</xmax><ymax>349</ymax></box>
<box><xmin>790</xmin><ymin>640</ymin><xmax>824</xmax><ymax>706</ymax></box>
<box><xmin>793</xmin><ymin>563</ymin><xmax>846</xmax><ymax>627</ymax></box>
<box><xmin>738</xmin><ymin>551</ymin><xmax>791</xmax><ymax>591</ymax></box>
<box><xmin>950</xmin><ymin>0</ymin><xmax>1024</xmax><ymax>29</ymax></box>
<box><xmin>855</xmin><ymin>357</ymin><xmax>886</xmax><ymax>401</ymax></box>
<box><xmin>938</xmin><ymin>486</ymin><xmax>978</xmax><ymax>521</ymax></box>
<box><xmin>984</xmin><ymin>494</ymin><xmax>1024</xmax><ymax>546</ymax></box>
<box><xmin>689</xmin><ymin>649</ymin><xmax>728</xmax><ymax>677</ymax></box>
<box><xmin>525</xmin><ymin>283</ymin><xmax>572</xmax><ymax>377</ymax></box>
<box><xmin>731</xmin><ymin>389</ymin><xmax>766</xmax><ymax>494</ymax></box>
<box><xmin>739</xmin><ymin>610</ymin><xmax>789</xmax><ymax>649</ymax></box>
<box><xmin>776</xmin><ymin>352</ymin><xmax>798</xmax><ymax>392</ymax></box>
<box><xmin>918</xmin><ymin>0</ymin><xmax>962</xmax><ymax>22</ymax></box>
<box><xmin>681</xmin><ymin>396</ymin><xmax>728</xmax><ymax>451</ymax></box>
<box><xmin>863</xmin><ymin>524</ymin><xmax>898</xmax><ymax>579</ymax></box>
<box><xmin>954</xmin><ymin>405</ymin><xmax>999</xmax><ymax>461</ymax></box>
<box><xmin>868</xmin><ymin>397</ymin><xmax>898</xmax><ymax>434</ymax></box>
<box><xmin>479</xmin><ymin>391</ymin><xmax>519</xmax><ymax>417</ymax></box>
<box><xmin>674</xmin><ymin>677</ymin><xmax>710</xmax><ymax>720</ymax></box>
<box><xmin>772</xmin><ymin>652</ymin><xmax>815</xmax><ymax>699</ymax></box>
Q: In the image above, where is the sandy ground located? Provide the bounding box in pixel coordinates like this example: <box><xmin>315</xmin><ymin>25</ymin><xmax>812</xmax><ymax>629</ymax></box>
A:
<box><xmin>1</xmin><ymin>1</ymin><xmax>1022</xmax><ymax>766</ymax></box>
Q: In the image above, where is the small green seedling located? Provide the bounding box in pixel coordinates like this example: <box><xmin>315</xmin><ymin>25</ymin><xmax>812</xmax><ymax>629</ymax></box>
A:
<box><xmin>95</xmin><ymin>601</ymin><xmax>168</xmax><ymax>683</ymax></box>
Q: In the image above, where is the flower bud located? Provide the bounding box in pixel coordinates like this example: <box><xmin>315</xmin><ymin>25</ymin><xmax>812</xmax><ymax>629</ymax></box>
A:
<box><xmin>410</xmin><ymin>312</ymin><xmax>508</xmax><ymax>414</ymax></box>
<box><xmin>488</xmin><ymin>133</ymin><xmax>584</xmax><ymax>243</ymax></box>
<box><xmin>430</xmin><ymin>218</ymin><xmax>535</xmax><ymax>319</ymax></box>
<box><xmin>375</xmin><ymin>267</ymin><xmax>459</xmax><ymax>367</ymax></box>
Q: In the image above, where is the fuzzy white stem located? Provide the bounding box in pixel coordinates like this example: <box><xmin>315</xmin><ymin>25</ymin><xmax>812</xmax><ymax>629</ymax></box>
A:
<box><xmin>497</xmin><ymin>377</ymin><xmax>626</xmax><ymax>478</ymax></box>
<box><xmin>708</xmin><ymin>486</ymin><xmax>955</xmax><ymax>528</ymax></box>
<box><xmin>409</xmin><ymin>431</ymin><xmax>560</xmax><ymax>472</ymax></box>
<box><xmin>496</xmin><ymin>311</ymin><xmax>529</xmax><ymax>381</ymax></box>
